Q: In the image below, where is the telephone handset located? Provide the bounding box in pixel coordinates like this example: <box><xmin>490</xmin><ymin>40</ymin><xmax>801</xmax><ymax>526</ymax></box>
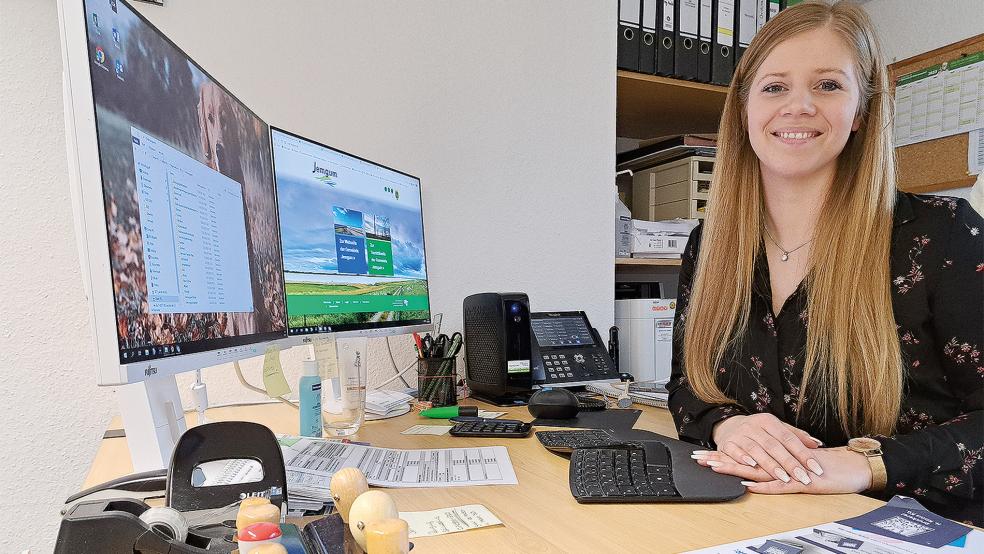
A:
<box><xmin>530</xmin><ymin>311</ymin><xmax>618</xmax><ymax>387</ymax></box>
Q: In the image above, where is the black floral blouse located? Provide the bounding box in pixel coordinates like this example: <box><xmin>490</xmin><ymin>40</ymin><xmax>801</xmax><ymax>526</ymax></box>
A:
<box><xmin>668</xmin><ymin>192</ymin><xmax>984</xmax><ymax>525</ymax></box>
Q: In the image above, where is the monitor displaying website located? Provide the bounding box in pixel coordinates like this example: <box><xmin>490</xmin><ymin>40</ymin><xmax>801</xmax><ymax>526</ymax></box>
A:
<box><xmin>271</xmin><ymin>128</ymin><xmax>431</xmax><ymax>335</ymax></box>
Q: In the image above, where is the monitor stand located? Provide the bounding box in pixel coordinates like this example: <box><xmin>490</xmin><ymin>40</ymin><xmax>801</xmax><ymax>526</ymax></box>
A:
<box><xmin>118</xmin><ymin>374</ymin><xmax>188</xmax><ymax>472</ymax></box>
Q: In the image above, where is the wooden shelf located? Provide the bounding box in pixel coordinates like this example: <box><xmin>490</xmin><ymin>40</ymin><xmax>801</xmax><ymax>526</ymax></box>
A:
<box><xmin>617</xmin><ymin>71</ymin><xmax>728</xmax><ymax>140</ymax></box>
<box><xmin>616</xmin><ymin>258</ymin><xmax>682</xmax><ymax>266</ymax></box>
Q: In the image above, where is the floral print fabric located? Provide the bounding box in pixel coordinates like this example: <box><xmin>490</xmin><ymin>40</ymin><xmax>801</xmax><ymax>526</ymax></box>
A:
<box><xmin>667</xmin><ymin>193</ymin><xmax>984</xmax><ymax>525</ymax></box>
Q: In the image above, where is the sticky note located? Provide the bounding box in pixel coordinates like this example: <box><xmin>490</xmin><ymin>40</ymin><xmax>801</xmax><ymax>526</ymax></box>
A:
<box><xmin>262</xmin><ymin>345</ymin><xmax>291</xmax><ymax>398</ymax></box>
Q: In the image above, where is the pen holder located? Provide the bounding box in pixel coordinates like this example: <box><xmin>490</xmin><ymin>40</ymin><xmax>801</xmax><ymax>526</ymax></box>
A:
<box><xmin>416</xmin><ymin>357</ymin><xmax>457</xmax><ymax>407</ymax></box>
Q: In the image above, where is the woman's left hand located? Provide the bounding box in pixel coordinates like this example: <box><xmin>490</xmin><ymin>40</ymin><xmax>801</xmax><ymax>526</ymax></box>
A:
<box><xmin>692</xmin><ymin>447</ymin><xmax>873</xmax><ymax>494</ymax></box>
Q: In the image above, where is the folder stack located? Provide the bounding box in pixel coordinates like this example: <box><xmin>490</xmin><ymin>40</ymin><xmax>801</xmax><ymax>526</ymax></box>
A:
<box><xmin>617</xmin><ymin>0</ymin><xmax>796</xmax><ymax>85</ymax></box>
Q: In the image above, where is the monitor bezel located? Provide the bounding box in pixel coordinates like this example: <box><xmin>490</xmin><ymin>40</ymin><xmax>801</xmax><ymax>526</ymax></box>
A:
<box><xmin>269</xmin><ymin>126</ymin><xmax>433</xmax><ymax>345</ymax></box>
<box><xmin>58</xmin><ymin>0</ymin><xmax>290</xmax><ymax>385</ymax></box>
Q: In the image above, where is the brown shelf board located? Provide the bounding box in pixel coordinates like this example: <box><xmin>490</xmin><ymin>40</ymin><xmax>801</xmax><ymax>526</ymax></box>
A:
<box><xmin>617</xmin><ymin>70</ymin><xmax>729</xmax><ymax>140</ymax></box>
<box><xmin>616</xmin><ymin>258</ymin><xmax>683</xmax><ymax>266</ymax></box>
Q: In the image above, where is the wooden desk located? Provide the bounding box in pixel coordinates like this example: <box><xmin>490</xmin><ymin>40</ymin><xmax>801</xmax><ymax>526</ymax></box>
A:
<box><xmin>85</xmin><ymin>402</ymin><xmax>883</xmax><ymax>553</ymax></box>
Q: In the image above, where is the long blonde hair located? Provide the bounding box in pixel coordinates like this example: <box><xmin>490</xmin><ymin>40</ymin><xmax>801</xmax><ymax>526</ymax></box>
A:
<box><xmin>682</xmin><ymin>0</ymin><xmax>902</xmax><ymax>437</ymax></box>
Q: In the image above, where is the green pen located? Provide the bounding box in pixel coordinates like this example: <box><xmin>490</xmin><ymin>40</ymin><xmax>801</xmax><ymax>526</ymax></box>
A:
<box><xmin>420</xmin><ymin>405</ymin><xmax>478</xmax><ymax>418</ymax></box>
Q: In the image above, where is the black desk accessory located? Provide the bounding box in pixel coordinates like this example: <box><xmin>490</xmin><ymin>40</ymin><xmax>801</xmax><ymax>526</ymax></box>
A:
<box><xmin>528</xmin><ymin>388</ymin><xmax>580</xmax><ymax>419</ymax></box>
<box><xmin>450</xmin><ymin>418</ymin><xmax>533</xmax><ymax>438</ymax></box>
<box><xmin>536</xmin><ymin>429</ymin><xmax>622</xmax><ymax>453</ymax></box>
<box><xmin>56</xmin><ymin>421</ymin><xmax>289</xmax><ymax>553</ymax></box>
<box><xmin>567</xmin><ymin>429</ymin><xmax>746</xmax><ymax>503</ymax></box>
<box><xmin>462</xmin><ymin>292</ymin><xmax>535</xmax><ymax>406</ymax></box>
<box><xmin>532</xmin><ymin>408</ymin><xmax>642</xmax><ymax>431</ymax></box>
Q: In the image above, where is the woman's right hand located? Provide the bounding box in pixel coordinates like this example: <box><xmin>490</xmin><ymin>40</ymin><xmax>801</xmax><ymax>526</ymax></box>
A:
<box><xmin>711</xmin><ymin>413</ymin><xmax>825</xmax><ymax>485</ymax></box>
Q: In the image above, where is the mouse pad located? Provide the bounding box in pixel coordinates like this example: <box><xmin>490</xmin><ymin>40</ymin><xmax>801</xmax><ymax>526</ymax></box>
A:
<box><xmin>532</xmin><ymin>409</ymin><xmax>641</xmax><ymax>430</ymax></box>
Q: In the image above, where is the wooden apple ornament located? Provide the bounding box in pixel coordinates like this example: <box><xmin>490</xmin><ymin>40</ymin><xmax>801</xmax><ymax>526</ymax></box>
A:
<box><xmin>329</xmin><ymin>467</ymin><xmax>370</xmax><ymax>523</ymax></box>
<box><xmin>348</xmin><ymin>490</ymin><xmax>399</xmax><ymax>551</ymax></box>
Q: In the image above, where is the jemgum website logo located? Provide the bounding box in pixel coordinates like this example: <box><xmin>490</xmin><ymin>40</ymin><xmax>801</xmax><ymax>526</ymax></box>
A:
<box><xmin>313</xmin><ymin>161</ymin><xmax>338</xmax><ymax>186</ymax></box>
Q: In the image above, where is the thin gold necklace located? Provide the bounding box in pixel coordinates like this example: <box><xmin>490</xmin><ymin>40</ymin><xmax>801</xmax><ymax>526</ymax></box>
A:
<box><xmin>763</xmin><ymin>225</ymin><xmax>813</xmax><ymax>262</ymax></box>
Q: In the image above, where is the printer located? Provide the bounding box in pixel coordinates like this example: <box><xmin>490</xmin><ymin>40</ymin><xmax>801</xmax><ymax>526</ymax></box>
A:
<box><xmin>614</xmin><ymin>298</ymin><xmax>676</xmax><ymax>383</ymax></box>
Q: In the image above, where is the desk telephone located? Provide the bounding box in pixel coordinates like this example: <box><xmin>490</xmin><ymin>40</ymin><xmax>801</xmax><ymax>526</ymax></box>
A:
<box><xmin>531</xmin><ymin>311</ymin><xmax>618</xmax><ymax>387</ymax></box>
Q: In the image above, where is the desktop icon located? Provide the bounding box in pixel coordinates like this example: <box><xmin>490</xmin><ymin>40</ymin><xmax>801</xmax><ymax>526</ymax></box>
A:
<box><xmin>112</xmin><ymin>27</ymin><xmax>120</xmax><ymax>46</ymax></box>
<box><xmin>94</xmin><ymin>46</ymin><xmax>106</xmax><ymax>64</ymax></box>
<box><xmin>115</xmin><ymin>60</ymin><xmax>125</xmax><ymax>79</ymax></box>
<box><xmin>110</xmin><ymin>0</ymin><xmax>118</xmax><ymax>13</ymax></box>
<box><xmin>92</xmin><ymin>12</ymin><xmax>100</xmax><ymax>30</ymax></box>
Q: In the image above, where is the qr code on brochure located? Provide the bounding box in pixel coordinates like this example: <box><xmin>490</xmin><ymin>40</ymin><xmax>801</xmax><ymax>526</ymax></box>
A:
<box><xmin>872</xmin><ymin>515</ymin><xmax>934</xmax><ymax>537</ymax></box>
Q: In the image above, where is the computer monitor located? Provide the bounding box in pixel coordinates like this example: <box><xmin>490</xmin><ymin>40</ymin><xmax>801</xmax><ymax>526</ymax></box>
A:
<box><xmin>270</xmin><ymin>128</ymin><xmax>432</xmax><ymax>342</ymax></box>
<box><xmin>59</xmin><ymin>0</ymin><xmax>287</xmax><ymax>468</ymax></box>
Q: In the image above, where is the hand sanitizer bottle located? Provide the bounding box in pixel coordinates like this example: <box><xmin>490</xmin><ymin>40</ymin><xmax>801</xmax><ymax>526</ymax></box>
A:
<box><xmin>299</xmin><ymin>360</ymin><xmax>323</xmax><ymax>437</ymax></box>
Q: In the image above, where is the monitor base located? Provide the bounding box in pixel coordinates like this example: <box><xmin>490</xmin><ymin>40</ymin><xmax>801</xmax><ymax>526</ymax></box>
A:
<box><xmin>118</xmin><ymin>375</ymin><xmax>188</xmax><ymax>472</ymax></box>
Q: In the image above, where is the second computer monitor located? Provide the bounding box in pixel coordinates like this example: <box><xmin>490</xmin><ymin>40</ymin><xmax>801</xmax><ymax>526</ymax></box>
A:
<box><xmin>271</xmin><ymin>128</ymin><xmax>431</xmax><ymax>337</ymax></box>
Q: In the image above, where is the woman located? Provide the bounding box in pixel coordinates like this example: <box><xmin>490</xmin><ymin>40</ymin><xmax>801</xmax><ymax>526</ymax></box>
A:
<box><xmin>668</xmin><ymin>1</ymin><xmax>983</xmax><ymax>525</ymax></box>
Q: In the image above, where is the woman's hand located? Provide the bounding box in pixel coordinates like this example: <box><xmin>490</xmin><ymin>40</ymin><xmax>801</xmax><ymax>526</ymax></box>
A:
<box><xmin>691</xmin><ymin>447</ymin><xmax>873</xmax><ymax>494</ymax></box>
<box><xmin>711</xmin><ymin>413</ymin><xmax>825</xmax><ymax>485</ymax></box>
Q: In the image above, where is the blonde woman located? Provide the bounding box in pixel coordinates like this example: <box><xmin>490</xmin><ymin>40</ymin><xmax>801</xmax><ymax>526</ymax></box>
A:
<box><xmin>670</xmin><ymin>1</ymin><xmax>983</xmax><ymax>525</ymax></box>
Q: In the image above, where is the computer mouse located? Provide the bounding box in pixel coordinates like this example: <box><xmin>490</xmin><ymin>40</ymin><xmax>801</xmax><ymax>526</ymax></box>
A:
<box><xmin>528</xmin><ymin>388</ymin><xmax>580</xmax><ymax>419</ymax></box>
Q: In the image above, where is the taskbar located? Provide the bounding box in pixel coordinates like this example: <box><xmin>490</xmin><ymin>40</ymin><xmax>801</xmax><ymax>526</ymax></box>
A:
<box><xmin>118</xmin><ymin>330</ymin><xmax>287</xmax><ymax>364</ymax></box>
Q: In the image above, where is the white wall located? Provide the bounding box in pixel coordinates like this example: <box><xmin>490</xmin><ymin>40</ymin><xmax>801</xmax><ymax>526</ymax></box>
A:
<box><xmin>0</xmin><ymin>0</ymin><xmax>615</xmax><ymax>550</ymax></box>
<box><xmin>864</xmin><ymin>0</ymin><xmax>984</xmax><ymax>64</ymax></box>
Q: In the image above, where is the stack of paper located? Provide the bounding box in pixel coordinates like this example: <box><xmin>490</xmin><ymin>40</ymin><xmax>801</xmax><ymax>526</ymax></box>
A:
<box><xmin>278</xmin><ymin>435</ymin><xmax>519</xmax><ymax>513</ymax></box>
<box><xmin>365</xmin><ymin>389</ymin><xmax>414</xmax><ymax>415</ymax></box>
<box><xmin>585</xmin><ymin>381</ymin><xmax>669</xmax><ymax>408</ymax></box>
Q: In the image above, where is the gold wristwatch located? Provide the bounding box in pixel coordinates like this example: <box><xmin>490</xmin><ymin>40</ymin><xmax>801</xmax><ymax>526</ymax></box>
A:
<box><xmin>847</xmin><ymin>437</ymin><xmax>887</xmax><ymax>492</ymax></box>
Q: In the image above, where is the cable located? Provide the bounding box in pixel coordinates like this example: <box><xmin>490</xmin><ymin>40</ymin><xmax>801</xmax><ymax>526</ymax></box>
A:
<box><xmin>373</xmin><ymin>356</ymin><xmax>419</xmax><ymax>390</ymax></box>
<box><xmin>234</xmin><ymin>360</ymin><xmax>298</xmax><ymax>412</ymax></box>
<box><xmin>384</xmin><ymin>335</ymin><xmax>412</xmax><ymax>388</ymax></box>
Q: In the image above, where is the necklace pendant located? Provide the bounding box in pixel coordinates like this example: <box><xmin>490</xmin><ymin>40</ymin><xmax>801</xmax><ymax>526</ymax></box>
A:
<box><xmin>781</xmin><ymin>252</ymin><xmax>789</xmax><ymax>262</ymax></box>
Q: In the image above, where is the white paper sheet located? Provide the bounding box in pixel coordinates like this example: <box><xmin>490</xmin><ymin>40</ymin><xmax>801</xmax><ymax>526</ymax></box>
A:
<box><xmin>399</xmin><ymin>504</ymin><xmax>503</xmax><ymax>538</ymax></box>
<box><xmin>969</xmin><ymin>128</ymin><xmax>983</xmax><ymax>175</ymax></box>
<box><xmin>401</xmin><ymin>425</ymin><xmax>453</xmax><ymax>435</ymax></box>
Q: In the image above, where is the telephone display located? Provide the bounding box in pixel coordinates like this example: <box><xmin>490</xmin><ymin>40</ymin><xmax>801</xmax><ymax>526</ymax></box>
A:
<box><xmin>530</xmin><ymin>311</ymin><xmax>617</xmax><ymax>387</ymax></box>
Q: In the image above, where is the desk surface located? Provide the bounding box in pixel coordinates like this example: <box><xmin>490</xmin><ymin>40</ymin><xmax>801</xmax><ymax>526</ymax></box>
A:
<box><xmin>85</xmin><ymin>401</ymin><xmax>883</xmax><ymax>553</ymax></box>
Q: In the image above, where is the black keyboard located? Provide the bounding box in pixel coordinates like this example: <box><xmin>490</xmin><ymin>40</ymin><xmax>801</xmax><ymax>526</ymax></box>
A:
<box><xmin>569</xmin><ymin>441</ymin><xmax>680</xmax><ymax>503</ymax></box>
<box><xmin>449</xmin><ymin>419</ymin><xmax>532</xmax><ymax>438</ymax></box>
<box><xmin>535</xmin><ymin>429</ymin><xmax>622</xmax><ymax>453</ymax></box>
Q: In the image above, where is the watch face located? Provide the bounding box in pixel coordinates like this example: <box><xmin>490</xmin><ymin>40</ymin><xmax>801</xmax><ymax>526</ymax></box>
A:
<box><xmin>849</xmin><ymin>437</ymin><xmax>882</xmax><ymax>451</ymax></box>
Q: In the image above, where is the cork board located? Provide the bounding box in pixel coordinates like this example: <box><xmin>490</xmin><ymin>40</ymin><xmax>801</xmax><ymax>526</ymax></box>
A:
<box><xmin>888</xmin><ymin>34</ymin><xmax>984</xmax><ymax>193</ymax></box>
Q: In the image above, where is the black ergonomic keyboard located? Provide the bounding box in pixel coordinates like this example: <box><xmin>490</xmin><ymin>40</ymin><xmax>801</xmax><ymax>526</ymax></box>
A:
<box><xmin>449</xmin><ymin>419</ymin><xmax>532</xmax><ymax>438</ymax></box>
<box><xmin>569</xmin><ymin>441</ymin><xmax>681</xmax><ymax>503</ymax></box>
<box><xmin>535</xmin><ymin>429</ymin><xmax>622</xmax><ymax>453</ymax></box>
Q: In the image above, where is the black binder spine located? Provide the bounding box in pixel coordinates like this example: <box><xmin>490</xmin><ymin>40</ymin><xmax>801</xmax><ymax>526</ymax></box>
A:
<box><xmin>656</xmin><ymin>0</ymin><xmax>676</xmax><ymax>76</ymax></box>
<box><xmin>641</xmin><ymin>0</ymin><xmax>658</xmax><ymax>74</ymax></box>
<box><xmin>711</xmin><ymin>0</ymin><xmax>735</xmax><ymax>85</ymax></box>
<box><xmin>618</xmin><ymin>0</ymin><xmax>642</xmax><ymax>72</ymax></box>
<box><xmin>698</xmin><ymin>0</ymin><xmax>712</xmax><ymax>82</ymax></box>
<box><xmin>674</xmin><ymin>0</ymin><xmax>699</xmax><ymax>80</ymax></box>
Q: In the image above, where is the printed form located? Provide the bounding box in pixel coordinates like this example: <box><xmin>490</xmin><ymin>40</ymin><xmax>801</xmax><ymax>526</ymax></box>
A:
<box><xmin>279</xmin><ymin>437</ymin><xmax>518</xmax><ymax>501</ymax></box>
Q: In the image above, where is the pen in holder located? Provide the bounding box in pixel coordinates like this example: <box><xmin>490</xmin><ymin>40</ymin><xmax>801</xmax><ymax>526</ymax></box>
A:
<box><xmin>417</xmin><ymin>356</ymin><xmax>458</xmax><ymax>407</ymax></box>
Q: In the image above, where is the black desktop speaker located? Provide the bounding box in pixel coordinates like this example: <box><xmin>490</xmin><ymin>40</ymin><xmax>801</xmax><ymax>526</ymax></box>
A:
<box><xmin>462</xmin><ymin>292</ymin><xmax>534</xmax><ymax>406</ymax></box>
